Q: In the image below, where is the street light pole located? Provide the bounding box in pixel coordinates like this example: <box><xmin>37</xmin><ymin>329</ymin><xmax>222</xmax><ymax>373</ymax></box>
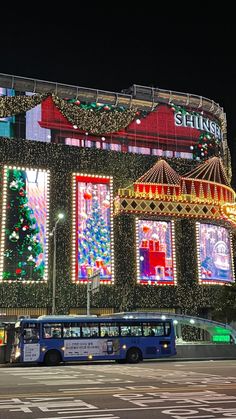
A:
<box><xmin>51</xmin><ymin>213</ymin><xmax>64</xmax><ymax>315</ymax></box>
<box><xmin>87</xmin><ymin>278</ymin><xmax>91</xmax><ymax>316</ymax></box>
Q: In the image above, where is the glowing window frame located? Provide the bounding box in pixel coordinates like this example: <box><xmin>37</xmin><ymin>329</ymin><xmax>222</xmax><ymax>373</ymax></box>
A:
<box><xmin>0</xmin><ymin>165</ymin><xmax>50</xmax><ymax>283</ymax></box>
<box><xmin>135</xmin><ymin>219</ymin><xmax>177</xmax><ymax>286</ymax></box>
<box><xmin>196</xmin><ymin>222</ymin><xmax>235</xmax><ymax>285</ymax></box>
<box><xmin>72</xmin><ymin>173</ymin><xmax>114</xmax><ymax>284</ymax></box>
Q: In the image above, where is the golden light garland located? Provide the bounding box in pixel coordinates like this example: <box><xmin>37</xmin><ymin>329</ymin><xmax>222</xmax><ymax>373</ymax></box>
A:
<box><xmin>0</xmin><ymin>93</ymin><xmax>49</xmax><ymax>118</ymax></box>
<box><xmin>51</xmin><ymin>94</ymin><xmax>138</xmax><ymax>135</ymax></box>
<box><xmin>0</xmin><ymin>93</ymin><xmax>139</xmax><ymax>136</ymax></box>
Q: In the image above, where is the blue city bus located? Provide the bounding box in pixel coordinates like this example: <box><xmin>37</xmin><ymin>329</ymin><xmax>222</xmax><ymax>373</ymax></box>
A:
<box><xmin>11</xmin><ymin>315</ymin><xmax>176</xmax><ymax>366</ymax></box>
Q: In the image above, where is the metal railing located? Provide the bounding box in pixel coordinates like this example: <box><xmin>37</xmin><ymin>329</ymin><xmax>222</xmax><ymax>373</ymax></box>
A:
<box><xmin>0</xmin><ymin>73</ymin><xmax>225</xmax><ymax>122</ymax></box>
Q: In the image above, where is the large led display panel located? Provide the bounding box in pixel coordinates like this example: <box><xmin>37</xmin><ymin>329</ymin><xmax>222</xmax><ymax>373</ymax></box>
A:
<box><xmin>137</xmin><ymin>220</ymin><xmax>176</xmax><ymax>285</ymax></box>
<box><xmin>0</xmin><ymin>167</ymin><xmax>49</xmax><ymax>282</ymax></box>
<box><xmin>26</xmin><ymin>92</ymin><xmax>51</xmax><ymax>142</ymax></box>
<box><xmin>197</xmin><ymin>223</ymin><xmax>234</xmax><ymax>284</ymax></box>
<box><xmin>73</xmin><ymin>175</ymin><xmax>113</xmax><ymax>283</ymax></box>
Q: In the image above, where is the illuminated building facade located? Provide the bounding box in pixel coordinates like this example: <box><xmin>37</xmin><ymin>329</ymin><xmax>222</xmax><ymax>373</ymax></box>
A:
<box><xmin>0</xmin><ymin>73</ymin><xmax>235</xmax><ymax>321</ymax></box>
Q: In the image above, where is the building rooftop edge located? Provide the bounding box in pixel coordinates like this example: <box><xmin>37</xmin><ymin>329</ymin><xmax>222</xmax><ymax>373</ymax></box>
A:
<box><xmin>0</xmin><ymin>73</ymin><xmax>225</xmax><ymax>121</ymax></box>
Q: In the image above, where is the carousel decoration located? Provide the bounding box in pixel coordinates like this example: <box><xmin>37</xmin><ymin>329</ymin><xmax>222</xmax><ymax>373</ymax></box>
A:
<box><xmin>114</xmin><ymin>157</ymin><xmax>236</xmax><ymax>226</ymax></box>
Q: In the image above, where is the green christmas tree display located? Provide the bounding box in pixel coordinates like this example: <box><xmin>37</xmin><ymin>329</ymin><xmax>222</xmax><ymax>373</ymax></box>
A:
<box><xmin>3</xmin><ymin>169</ymin><xmax>44</xmax><ymax>281</ymax></box>
<box><xmin>78</xmin><ymin>196</ymin><xmax>111</xmax><ymax>277</ymax></box>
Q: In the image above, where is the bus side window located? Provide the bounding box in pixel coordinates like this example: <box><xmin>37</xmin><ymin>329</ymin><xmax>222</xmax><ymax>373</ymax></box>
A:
<box><xmin>52</xmin><ymin>329</ymin><xmax>61</xmax><ymax>338</ymax></box>
<box><xmin>23</xmin><ymin>330</ymin><xmax>31</xmax><ymax>341</ymax></box>
<box><xmin>63</xmin><ymin>323</ymin><xmax>81</xmax><ymax>338</ymax></box>
<box><xmin>31</xmin><ymin>329</ymin><xmax>39</xmax><ymax>341</ymax></box>
<box><xmin>130</xmin><ymin>326</ymin><xmax>142</xmax><ymax>336</ymax></box>
<box><xmin>148</xmin><ymin>328</ymin><xmax>155</xmax><ymax>336</ymax></box>
<box><xmin>100</xmin><ymin>324</ymin><xmax>119</xmax><ymax>337</ymax></box>
<box><xmin>44</xmin><ymin>328</ymin><xmax>51</xmax><ymax>338</ymax></box>
<box><xmin>120</xmin><ymin>326</ymin><xmax>131</xmax><ymax>336</ymax></box>
<box><xmin>143</xmin><ymin>325</ymin><xmax>150</xmax><ymax>336</ymax></box>
<box><xmin>81</xmin><ymin>327</ymin><xmax>91</xmax><ymax>337</ymax></box>
<box><xmin>64</xmin><ymin>329</ymin><xmax>70</xmax><ymax>338</ymax></box>
<box><xmin>101</xmin><ymin>327</ymin><xmax>109</xmax><ymax>337</ymax></box>
<box><xmin>23</xmin><ymin>327</ymin><xmax>39</xmax><ymax>342</ymax></box>
<box><xmin>154</xmin><ymin>325</ymin><xmax>164</xmax><ymax>336</ymax></box>
<box><xmin>143</xmin><ymin>323</ymin><xmax>159</xmax><ymax>337</ymax></box>
<box><xmin>43</xmin><ymin>323</ymin><xmax>62</xmax><ymax>339</ymax></box>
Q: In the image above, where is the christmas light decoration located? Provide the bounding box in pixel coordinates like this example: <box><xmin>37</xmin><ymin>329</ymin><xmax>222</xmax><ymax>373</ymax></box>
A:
<box><xmin>170</xmin><ymin>103</ymin><xmax>223</xmax><ymax>162</ymax></box>
<box><xmin>0</xmin><ymin>137</ymin><xmax>235</xmax><ymax>319</ymax></box>
<box><xmin>52</xmin><ymin>95</ymin><xmax>138</xmax><ymax>135</ymax></box>
<box><xmin>0</xmin><ymin>165</ymin><xmax>50</xmax><ymax>283</ymax></box>
<box><xmin>0</xmin><ymin>93</ymin><xmax>49</xmax><ymax>117</ymax></box>
<box><xmin>0</xmin><ymin>93</ymin><xmax>140</xmax><ymax>136</ymax></box>
<box><xmin>136</xmin><ymin>219</ymin><xmax>177</xmax><ymax>286</ymax></box>
<box><xmin>196</xmin><ymin>222</ymin><xmax>235</xmax><ymax>285</ymax></box>
<box><xmin>191</xmin><ymin>133</ymin><xmax>221</xmax><ymax>161</ymax></box>
<box><xmin>116</xmin><ymin>157</ymin><xmax>236</xmax><ymax>226</ymax></box>
<box><xmin>72</xmin><ymin>173</ymin><xmax>114</xmax><ymax>284</ymax></box>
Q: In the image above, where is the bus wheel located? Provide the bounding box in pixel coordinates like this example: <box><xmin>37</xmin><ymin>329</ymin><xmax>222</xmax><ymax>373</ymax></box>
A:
<box><xmin>44</xmin><ymin>350</ymin><xmax>61</xmax><ymax>366</ymax></box>
<box><xmin>126</xmin><ymin>348</ymin><xmax>142</xmax><ymax>364</ymax></box>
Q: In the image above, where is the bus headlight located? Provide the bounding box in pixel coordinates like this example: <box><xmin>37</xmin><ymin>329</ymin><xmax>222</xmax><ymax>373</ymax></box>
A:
<box><xmin>88</xmin><ymin>354</ymin><xmax>93</xmax><ymax>360</ymax></box>
<box><xmin>122</xmin><ymin>344</ymin><xmax>126</xmax><ymax>349</ymax></box>
<box><xmin>163</xmin><ymin>343</ymin><xmax>168</xmax><ymax>349</ymax></box>
<box><xmin>15</xmin><ymin>348</ymin><xmax>21</xmax><ymax>359</ymax></box>
<box><xmin>41</xmin><ymin>347</ymin><xmax>46</xmax><ymax>352</ymax></box>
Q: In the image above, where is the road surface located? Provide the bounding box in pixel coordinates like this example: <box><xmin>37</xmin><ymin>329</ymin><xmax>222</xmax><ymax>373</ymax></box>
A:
<box><xmin>0</xmin><ymin>359</ymin><xmax>236</xmax><ymax>418</ymax></box>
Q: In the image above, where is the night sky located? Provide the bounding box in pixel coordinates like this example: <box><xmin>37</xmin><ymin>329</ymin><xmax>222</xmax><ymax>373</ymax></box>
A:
<box><xmin>1</xmin><ymin>10</ymin><xmax>235</xmax><ymax>175</ymax></box>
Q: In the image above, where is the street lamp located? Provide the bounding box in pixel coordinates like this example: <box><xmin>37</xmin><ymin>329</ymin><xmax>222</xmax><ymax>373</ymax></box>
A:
<box><xmin>50</xmin><ymin>213</ymin><xmax>64</xmax><ymax>315</ymax></box>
